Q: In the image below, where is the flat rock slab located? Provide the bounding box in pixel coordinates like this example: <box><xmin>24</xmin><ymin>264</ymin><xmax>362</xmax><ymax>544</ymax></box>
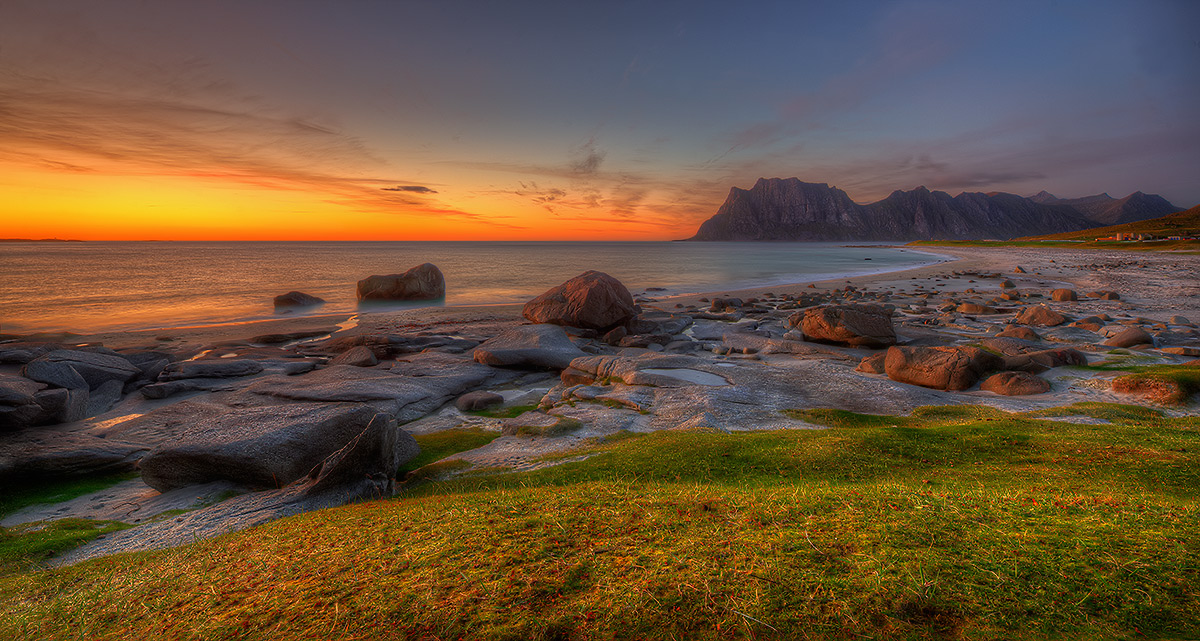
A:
<box><xmin>28</xmin><ymin>350</ymin><xmax>140</xmax><ymax>390</ymax></box>
<box><xmin>250</xmin><ymin>358</ymin><xmax>515</xmax><ymax>421</ymax></box>
<box><xmin>138</xmin><ymin>402</ymin><xmax>382</xmax><ymax>491</ymax></box>
<box><xmin>473</xmin><ymin>324</ymin><xmax>587</xmax><ymax>370</ymax></box>
<box><xmin>0</xmin><ymin>429</ymin><xmax>148</xmax><ymax>480</ymax></box>
<box><xmin>1</xmin><ymin>479</ymin><xmax>239</xmax><ymax>527</ymax></box>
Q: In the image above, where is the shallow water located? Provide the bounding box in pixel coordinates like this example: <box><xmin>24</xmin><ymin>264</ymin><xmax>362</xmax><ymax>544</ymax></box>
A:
<box><xmin>0</xmin><ymin>241</ymin><xmax>948</xmax><ymax>333</ymax></box>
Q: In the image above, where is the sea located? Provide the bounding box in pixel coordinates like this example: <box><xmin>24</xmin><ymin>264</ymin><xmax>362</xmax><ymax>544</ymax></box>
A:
<box><xmin>0</xmin><ymin>241</ymin><xmax>950</xmax><ymax>333</ymax></box>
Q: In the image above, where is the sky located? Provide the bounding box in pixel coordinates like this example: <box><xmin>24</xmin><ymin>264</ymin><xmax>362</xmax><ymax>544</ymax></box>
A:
<box><xmin>1</xmin><ymin>0</ymin><xmax>1197</xmax><ymax>241</ymax></box>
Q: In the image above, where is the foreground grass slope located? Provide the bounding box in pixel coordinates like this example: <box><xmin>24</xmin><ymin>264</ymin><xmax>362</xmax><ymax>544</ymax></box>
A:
<box><xmin>2</xmin><ymin>404</ymin><xmax>1198</xmax><ymax>640</ymax></box>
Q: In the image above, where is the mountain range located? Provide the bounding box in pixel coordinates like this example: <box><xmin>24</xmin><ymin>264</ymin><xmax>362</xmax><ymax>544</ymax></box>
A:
<box><xmin>687</xmin><ymin>178</ymin><xmax>1181</xmax><ymax>241</ymax></box>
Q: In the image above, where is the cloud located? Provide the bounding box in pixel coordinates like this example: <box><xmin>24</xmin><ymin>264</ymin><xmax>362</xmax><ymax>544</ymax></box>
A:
<box><xmin>382</xmin><ymin>185</ymin><xmax>438</xmax><ymax>194</ymax></box>
<box><xmin>568</xmin><ymin>138</ymin><xmax>605</xmax><ymax>175</ymax></box>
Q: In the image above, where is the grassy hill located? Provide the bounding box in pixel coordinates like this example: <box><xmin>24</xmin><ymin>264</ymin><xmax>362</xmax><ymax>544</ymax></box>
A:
<box><xmin>2</xmin><ymin>402</ymin><xmax>1199</xmax><ymax>639</ymax></box>
<box><xmin>1022</xmin><ymin>204</ymin><xmax>1200</xmax><ymax>241</ymax></box>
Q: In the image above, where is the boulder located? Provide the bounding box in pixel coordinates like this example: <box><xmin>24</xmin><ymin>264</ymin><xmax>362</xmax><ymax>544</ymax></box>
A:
<box><xmin>330</xmin><ymin>346</ymin><xmax>379</xmax><ymax>368</ymax></box>
<box><xmin>797</xmin><ymin>304</ymin><xmax>896</xmax><ymax>348</ymax></box>
<box><xmin>0</xmin><ymin>374</ymin><xmax>44</xmax><ymax>406</ymax></box>
<box><xmin>1102</xmin><ymin>327</ymin><xmax>1154</xmax><ymax>348</ymax></box>
<box><xmin>472</xmin><ymin>324</ymin><xmax>586</xmax><ymax>370</ymax></box>
<box><xmin>1014</xmin><ymin>305</ymin><xmax>1067</xmax><ymax>327</ymax></box>
<box><xmin>1051</xmin><ymin>289</ymin><xmax>1078</xmax><ymax>302</ymax></box>
<box><xmin>981</xmin><ymin>371</ymin><xmax>1051</xmax><ymax>396</ymax></box>
<box><xmin>1087</xmin><ymin>291</ymin><xmax>1121</xmax><ymax>300</ymax></box>
<box><xmin>883</xmin><ymin>346</ymin><xmax>1003</xmax><ymax>391</ymax></box>
<box><xmin>273</xmin><ymin>291</ymin><xmax>325</xmax><ymax>311</ymax></box>
<box><xmin>356</xmin><ymin>263</ymin><xmax>445</xmax><ymax>301</ymax></box>
<box><xmin>31</xmin><ymin>387</ymin><xmax>89</xmax><ymax>424</ymax></box>
<box><xmin>521</xmin><ymin>271</ymin><xmax>637</xmax><ymax>330</ymax></box>
<box><xmin>26</xmin><ymin>350</ymin><xmax>140</xmax><ymax>390</ymax></box>
<box><xmin>303</xmin><ymin>414</ymin><xmax>419</xmax><ymax>494</ymax></box>
<box><xmin>1168</xmin><ymin>315</ymin><xmax>1192</xmax><ymax>326</ymax></box>
<box><xmin>455</xmin><ymin>391</ymin><xmax>504</xmax><ymax>412</ymax></box>
<box><xmin>138</xmin><ymin>403</ymin><xmax>384</xmax><ymax>492</ymax></box>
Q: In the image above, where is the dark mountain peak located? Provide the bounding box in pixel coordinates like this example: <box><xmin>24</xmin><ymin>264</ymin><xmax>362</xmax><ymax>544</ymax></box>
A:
<box><xmin>687</xmin><ymin>177</ymin><xmax>1181</xmax><ymax>242</ymax></box>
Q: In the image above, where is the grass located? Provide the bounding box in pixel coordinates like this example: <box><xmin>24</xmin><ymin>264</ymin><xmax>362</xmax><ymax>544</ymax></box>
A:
<box><xmin>1022</xmin><ymin>204</ymin><xmax>1200</xmax><ymax>242</ymax></box>
<box><xmin>398</xmin><ymin>428</ymin><xmax>501</xmax><ymax>476</ymax></box>
<box><xmin>2</xmin><ymin>403</ymin><xmax>1198</xmax><ymax>639</ymax></box>
<box><xmin>0</xmin><ymin>519</ymin><xmax>130</xmax><ymax>576</ymax></box>
<box><xmin>908</xmin><ymin>238</ymin><xmax>1200</xmax><ymax>251</ymax></box>
<box><xmin>0</xmin><ymin>472</ymin><xmax>137</xmax><ymax>519</ymax></box>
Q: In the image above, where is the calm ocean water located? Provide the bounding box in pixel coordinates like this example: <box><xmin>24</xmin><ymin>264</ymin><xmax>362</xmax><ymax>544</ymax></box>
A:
<box><xmin>0</xmin><ymin>241</ymin><xmax>949</xmax><ymax>333</ymax></box>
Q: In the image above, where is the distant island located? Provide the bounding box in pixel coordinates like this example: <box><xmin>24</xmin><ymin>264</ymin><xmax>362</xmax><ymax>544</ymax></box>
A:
<box><xmin>687</xmin><ymin>177</ymin><xmax>1181</xmax><ymax>241</ymax></box>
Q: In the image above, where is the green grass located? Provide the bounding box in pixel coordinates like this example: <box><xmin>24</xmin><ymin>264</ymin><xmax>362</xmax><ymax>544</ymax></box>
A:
<box><xmin>398</xmin><ymin>428</ymin><xmax>501</xmax><ymax>476</ymax></box>
<box><xmin>908</xmin><ymin>238</ymin><xmax>1200</xmax><ymax>251</ymax></box>
<box><xmin>0</xmin><ymin>519</ymin><xmax>130</xmax><ymax>575</ymax></box>
<box><xmin>0</xmin><ymin>473</ymin><xmax>137</xmax><ymax>519</ymax></box>
<box><xmin>2</xmin><ymin>403</ymin><xmax>1199</xmax><ymax>639</ymax></box>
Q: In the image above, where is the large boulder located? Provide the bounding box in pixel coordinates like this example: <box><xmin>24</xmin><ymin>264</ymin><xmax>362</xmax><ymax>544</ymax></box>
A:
<box><xmin>522</xmin><ymin>271</ymin><xmax>637</xmax><ymax>330</ymax></box>
<box><xmin>25</xmin><ymin>350</ymin><xmax>140</xmax><ymax>390</ymax></box>
<box><xmin>797</xmin><ymin>304</ymin><xmax>895</xmax><ymax>348</ymax></box>
<box><xmin>274</xmin><ymin>291</ymin><xmax>325</xmax><ymax>311</ymax></box>
<box><xmin>1051</xmin><ymin>289</ymin><xmax>1078</xmax><ymax>302</ymax></box>
<box><xmin>138</xmin><ymin>402</ymin><xmax>385</xmax><ymax>492</ymax></box>
<box><xmin>1014</xmin><ymin>305</ymin><xmax>1067</xmax><ymax>327</ymax></box>
<box><xmin>883</xmin><ymin>346</ymin><xmax>1003</xmax><ymax>391</ymax></box>
<box><xmin>0</xmin><ymin>375</ymin><xmax>88</xmax><ymax>428</ymax></box>
<box><xmin>357</xmin><ymin>263</ymin><xmax>445</xmax><ymax>301</ymax></box>
<box><xmin>981</xmin><ymin>371</ymin><xmax>1052</xmax><ymax>396</ymax></box>
<box><xmin>0</xmin><ymin>342</ymin><xmax>63</xmax><ymax>365</ymax></box>
<box><xmin>473</xmin><ymin>324</ymin><xmax>587</xmax><ymax>370</ymax></box>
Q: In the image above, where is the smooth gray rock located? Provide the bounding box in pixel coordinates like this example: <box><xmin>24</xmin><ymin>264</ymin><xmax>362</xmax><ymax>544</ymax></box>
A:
<box><xmin>139</xmin><ymin>378</ymin><xmax>237</xmax><ymax>400</ymax></box>
<box><xmin>30</xmin><ymin>350</ymin><xmax>140</xmax><ymax>390</ymax></box>
<box><xmin>162</xmin><ymin>359</ymin><xmax>264</xmax><ymax>380</ymax></box>
<box><xmin>472</xmin><ymin>324</ymin><xmax>587</xmax><ymax>370</ymax></box>
<box><xmin>21</xmin><ymin>359</ymin><xmax>88</xmax><ymax>390</ymax></box>
<box><xmin>1102</xmin><ymin>327</ymin><xmax>1155</xmax><ymax>348</ymax></box>
<box><xmin>138</xmin><ymin>402</ymin><xmax>383</xmax><ymax>491</ymax></box>
<box><xmin>249</xmin><ymin>357</ymin><xmax>518</xmax><ymax>422</ymax></box>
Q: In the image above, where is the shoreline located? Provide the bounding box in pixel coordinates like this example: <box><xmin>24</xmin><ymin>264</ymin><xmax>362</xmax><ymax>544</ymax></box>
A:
<box><xmin>6</xmin><ymin>244</ymin><xmax>1198</xmax><ymax>351</ymax></box>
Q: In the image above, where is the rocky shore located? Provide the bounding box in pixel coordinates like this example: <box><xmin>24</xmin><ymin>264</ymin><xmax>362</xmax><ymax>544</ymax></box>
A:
<box><xmin>2</xmin><ymin>247</ymin><xmax>1197</xmax><ymax>566</ymax></box>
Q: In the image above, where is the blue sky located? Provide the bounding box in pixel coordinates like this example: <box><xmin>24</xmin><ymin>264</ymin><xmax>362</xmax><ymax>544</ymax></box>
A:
<box><xmin>1</xmin><ymin>0</ymin><xmax>1197</xmax><ymax>239</ymax></box>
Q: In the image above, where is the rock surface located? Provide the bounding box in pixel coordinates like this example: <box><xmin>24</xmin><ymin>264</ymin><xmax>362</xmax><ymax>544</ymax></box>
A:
<box><xmin>473</xmin><ymin>324</ymin><xmax>587</xmax><ymax>370</ymax></box>
<box><xmin>1014</xmin><ymin>305</ymin><xmax>1067</xmax><ymax>327</ymax></box>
